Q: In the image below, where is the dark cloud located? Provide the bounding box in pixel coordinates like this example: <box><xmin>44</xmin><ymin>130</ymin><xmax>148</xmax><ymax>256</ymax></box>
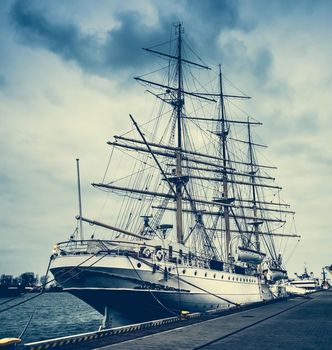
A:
<box><xmin>102</xmin><ymin>11</ymin><xmax>170</xmax><ymax>71</ymax></box>
<box><xmin>252</xmin><ymin>48</ymin><xmax>273</xmax><ymax>85</ymax></box>
<box><xmin>10</xmin><ymin>0</ymin><xmax>248</xmax><ymax>78</ymax></box>
<box><xmin>10</xmin><ymin>0</ymin><xmax>103</xmax><ymax>74</ymax></box>
<box><xmin>184</xmin><ymin>0</ymin><xmax>252</xmax><ymax>40</ymax></box>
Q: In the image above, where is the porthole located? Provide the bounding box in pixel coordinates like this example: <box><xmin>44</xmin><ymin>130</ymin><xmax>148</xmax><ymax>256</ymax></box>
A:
<box><xmin>236</xmin><ymin>277</ymin><xmax>238</xmax><ymax>281</ymax></box>
<box><xmin>232</xmin><ymin>277</ymin><xmax>234</xmax><ymax>281</ymax></box>
<box><xmin>221</xmin><ymin>275</ymin><xmax>224</xmax><ymax>279</ymax></box>
<box><xmin>213</xmin><ymin>274</ymin><xmax>216</xmax><ymax>278</ymax></box>
<box><xmin>137</xmin><ymin>263</ymin><xmax>141</xmax><ymax>268</ymax></box>
<box><xmin>228</xmin><ymin>276</ymin><xmax>230</xmax><ymax>280</ymax></box>
<box><xmin>182</xmin><ymin>269</ymin><xmax>186</xmax><ymax>274</ymax></box>
<box><xmin>205</xmin><ymin>272</ymin><xmax>208</xmax><ymax>277</ymax></box>
<box><xmin>194</xmin><ymin>270</ymin><xmax>197</xmax><ymax>276</ymax></box>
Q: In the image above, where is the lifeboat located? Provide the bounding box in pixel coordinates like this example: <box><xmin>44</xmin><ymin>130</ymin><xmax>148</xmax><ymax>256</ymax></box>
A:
<box><xmin>269</xmin><ymin>267</ymin><xmax>288</xmax><ymax>281</ymax></box>
<box><xmin>237</xmin><ymin>246</ymin><xmax>266</xmax><ymax>265</ymax></box>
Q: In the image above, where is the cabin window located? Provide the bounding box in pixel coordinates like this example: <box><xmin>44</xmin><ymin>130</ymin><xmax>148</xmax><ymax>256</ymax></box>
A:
<box><xmin>213</xmin><ymin>274</ymin><xmax>216</xmax><ymax>278</ymax></box>
<box><xmin>182</xmin><ymin>269</ymin><xmax>186</xmax><ymax>274</ymax></box>
<box><xmin>194</xmin><ymin>270</ymin><xmax>197</xmax><ymax>276</ymax></box>
<box><xmin>232</xmin><ymin>277</ymin><xmax>234</xmax><ymax>280</ymax></box>
<box><xmin>137</xmin><ymin>263</ymin><xmax>141</xmax><ymax>268</ymax></box>
<box><xmin>221</xmin><ymin>275</ymin><xmax>224</xmax><ymax>279</ymax></box>
<box><xmin>228</xmin><ymin>276</ymin><xmax>230</xmax><ymax>280</ymax></box>
<box><xmin>205</xmin><ymin>272</ymin><xmax>208</xmax><ymax>277</ymax></box>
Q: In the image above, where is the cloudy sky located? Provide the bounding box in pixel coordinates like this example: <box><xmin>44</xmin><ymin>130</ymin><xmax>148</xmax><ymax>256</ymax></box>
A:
<box><xmin>0</xmin><ymin>0</ymin><xmax>331</xmax><ymax>278</ymax></box>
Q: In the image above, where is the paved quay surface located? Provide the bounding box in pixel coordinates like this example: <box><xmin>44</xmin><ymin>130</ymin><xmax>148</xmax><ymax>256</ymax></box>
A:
<box><xmin>97</xmin><ymin>291</ymin><xmax>332</xmax><ymax>350</ymax></box>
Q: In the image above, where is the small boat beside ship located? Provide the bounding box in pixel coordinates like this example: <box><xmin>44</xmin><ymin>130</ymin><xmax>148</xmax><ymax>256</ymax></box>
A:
<box><xmin>0</xmin><ymin>285</ymin><xmax>25</xmax><ymax>298</ymax></box>
<box><xmin>282</xmin><ymin>266</ymin><xmax>321</xmax><ymax>296</ymax></box>
<box><xmin>290</xmin><ymin>267</ymin><xmax>319</xmax><ymax>292</ymax></box>
<box><xmin>49</xmin><ymin>23</ymin><xmax>300</xmax><ymax>320</ymax></box>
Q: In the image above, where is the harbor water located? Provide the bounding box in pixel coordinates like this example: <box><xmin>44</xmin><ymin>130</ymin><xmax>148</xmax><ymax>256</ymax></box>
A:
<box><xmin>0</xmin><ymin>292</ymin><xmax>139</xmax><ymax>343</ymax></box>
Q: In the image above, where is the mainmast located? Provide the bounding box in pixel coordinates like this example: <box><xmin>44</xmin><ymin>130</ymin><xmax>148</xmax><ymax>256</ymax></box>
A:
<box><xmin>175</xmin><ymin>23</ymin><xmax>184</xmax><ymax>244</ymax></box>
<box><xmin>247</xmin><ymin>119</ymin><xmax>260</xmax><ymax>252</ymax></box>
<box><xmin>218</xmin><ymin>65</ymin><xmax>231</xmax><ymax>260</ymax></box>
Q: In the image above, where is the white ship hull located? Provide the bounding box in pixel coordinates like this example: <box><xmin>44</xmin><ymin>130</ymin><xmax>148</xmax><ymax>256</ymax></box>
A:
<box><xmin>50</xmin><ymin>253</ymin><xmax>273</xmax><ymax>316</ymax></box>
<box><xmin>289</xmin><ymin>279</ymin><xmax>318</xmax><ymax>291</ymax></box>
<box><xmin>284</xmin><ymin>284</ymin><xmax>308</xmax><ymax>296</ymax></box>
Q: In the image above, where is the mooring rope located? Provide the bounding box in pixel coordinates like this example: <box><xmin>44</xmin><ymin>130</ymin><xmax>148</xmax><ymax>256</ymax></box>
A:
<box><xmin>126</xmin><ymin>255</ymin><xmax>179</xmax><ymax>316</ymax></box>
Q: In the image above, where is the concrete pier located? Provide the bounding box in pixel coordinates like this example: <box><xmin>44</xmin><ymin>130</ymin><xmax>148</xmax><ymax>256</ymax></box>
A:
<box><xmin>24</xmin><ymin>291</ymin><xmax>332</xmax><ymax>350</ymax></box>
<box><xmin>97</xmin><ymin>291</ymin><xmax>331</xmax><ymax>350</ymax></box>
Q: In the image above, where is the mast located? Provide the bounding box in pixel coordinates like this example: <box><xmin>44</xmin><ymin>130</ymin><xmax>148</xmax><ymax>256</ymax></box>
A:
<box><xmin>247</xmin><ymin>119</ymin><xmax>260</xmax><ymax>251</ymax></box>
<box><xmin>218</xmin><ymin>65</ymin><xmax>231</xmax><ymax>261</ymax></box>
<box><xmin>76</xmin><ymin>158</ymin><xmax>84</xmax><ymax>240</ymax></box>
<box><xmin>175</xmin><ymin>23</ymin><xmax>184</xmax><ymax>244</ymax></box>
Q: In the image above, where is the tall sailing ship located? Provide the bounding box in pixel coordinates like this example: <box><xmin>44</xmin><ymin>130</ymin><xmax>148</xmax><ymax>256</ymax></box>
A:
<box><xmin>50</xmin><ymin>24</ymin><xmax>299</xmax><ymax>319</ymax></box>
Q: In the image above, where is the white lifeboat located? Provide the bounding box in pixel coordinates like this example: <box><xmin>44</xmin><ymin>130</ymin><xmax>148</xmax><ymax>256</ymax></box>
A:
<box><xmin>238</xmin><ymin>246</ymin><xmax>266</xmax><ymax>265</ymax></box>
<box><xmin>269</xmin><ymin>267</ymin><xmax>288</xmax><ymax>281</ymax></box>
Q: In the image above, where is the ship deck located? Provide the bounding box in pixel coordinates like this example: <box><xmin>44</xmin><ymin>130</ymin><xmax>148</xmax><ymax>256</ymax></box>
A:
<box><xmin>24</xmin><ymin>290</ymin><xmax>332</xmax><ymax>350</ymax></box>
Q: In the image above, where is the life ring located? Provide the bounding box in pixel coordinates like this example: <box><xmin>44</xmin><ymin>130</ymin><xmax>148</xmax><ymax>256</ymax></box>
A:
<box><xmin>142</xmin><ymin>247</ymin><xmax>152</xmax><ymax>258</ymax></box>
<box><xmin>155</xmin><ymin>250</ymin><xmax>164</xmax><ymax>261</ymax></box>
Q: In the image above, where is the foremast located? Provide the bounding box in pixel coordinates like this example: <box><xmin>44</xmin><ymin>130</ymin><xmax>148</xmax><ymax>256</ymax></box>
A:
<box><xmin>217</xmin><ymin>65</ymin><xmax>231</xmax><ymax>261</ymax></box>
